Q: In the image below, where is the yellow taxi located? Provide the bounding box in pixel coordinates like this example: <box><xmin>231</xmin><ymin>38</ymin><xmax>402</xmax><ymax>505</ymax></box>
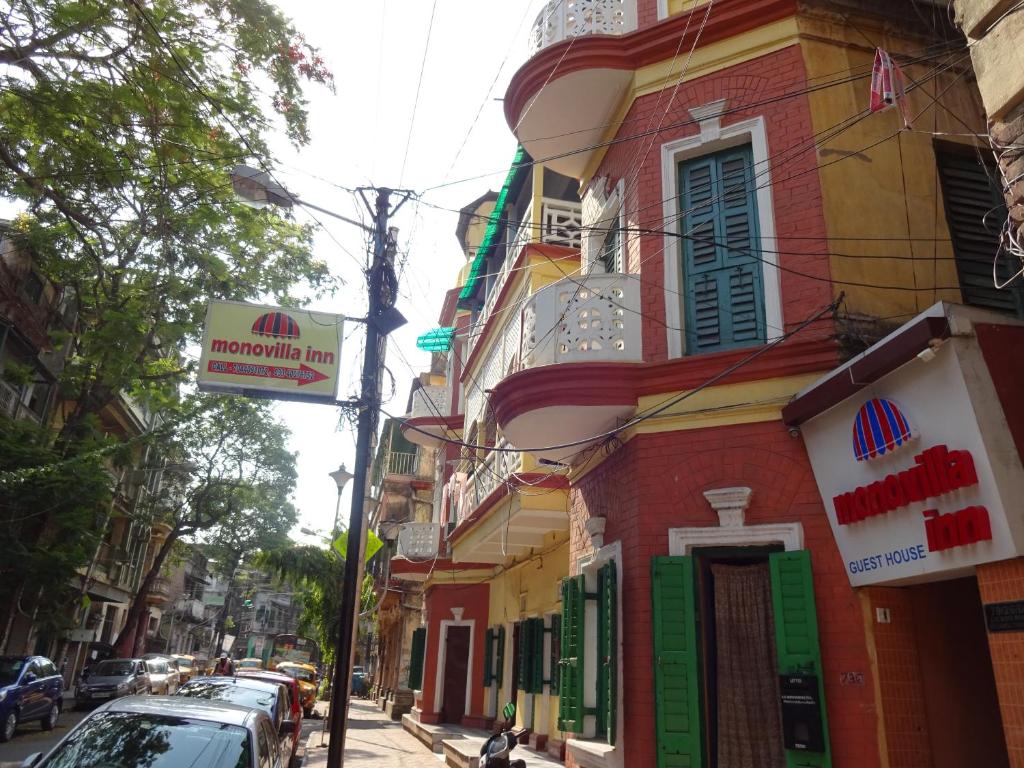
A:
<box><xmin>237</xmin><ymin>657</ymin><xmax>263</xmax><ymax>671</ymax></box>
<box><xmin>275</xmin><ymin>661</ymin><xmax>318</xmax><ymax>716</ymax></box>
<box><xmin>170</xmin><ymin>654</ymin><xmax>197</xmax><ymax>684</ymax></box>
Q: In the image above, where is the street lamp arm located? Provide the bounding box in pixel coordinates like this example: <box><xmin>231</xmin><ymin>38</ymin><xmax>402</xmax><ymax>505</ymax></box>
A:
<box><xmin>297</xmin><ymin>199</ymin><xmax>375</xmax><ymax>235</ymax></box>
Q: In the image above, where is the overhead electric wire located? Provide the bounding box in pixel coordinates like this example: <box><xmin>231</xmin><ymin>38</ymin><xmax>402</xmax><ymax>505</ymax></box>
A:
<box><xmin>398</xmin><ymin>0</ymin><xmax>439</xmax><ymax>188</ymax></box>
<box><xmin>387</xmin><ymin>297</ymin><xmax>839</xmax><ymax>455</ymax></box>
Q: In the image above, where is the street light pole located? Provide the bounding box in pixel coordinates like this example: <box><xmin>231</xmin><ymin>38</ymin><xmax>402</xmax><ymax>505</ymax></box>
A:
<box><xmin>326</xmin><ymin>188</ymin><xmax>406</xmax><ymax>768</ymax></box>
<box><xmin>328</xmin><ymin>464</ymin><xmax>354</xmax><ymax>538</ymax></box>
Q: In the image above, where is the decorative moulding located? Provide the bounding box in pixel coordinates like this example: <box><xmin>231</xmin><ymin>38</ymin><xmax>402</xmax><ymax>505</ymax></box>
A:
<box><xmin>688</xmin><ymin>99</ymin><xmax>728</xmax><ymax>143</ymax></box>
<box><xmin>451</xmin><ymin>607</ymin><xmax>464</xmax><ymax>621</ymax></box>
<box><xmin>703</xmin><ymin>486</ymin><xmax>753</xmax><ymax>527</ymax></box>
<box><xmin>585</xmin><ymin>516</ymin><xmax>607</xmax><ymax>549</ymax></box>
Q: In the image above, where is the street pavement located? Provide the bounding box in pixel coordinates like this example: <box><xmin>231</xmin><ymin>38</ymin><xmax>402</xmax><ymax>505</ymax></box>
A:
<box><xmin>0</xmin><ymin>697</ymin><xmax>86</xmax><ymax>765</ymax></box>
<box><xmin>303</xmin><ymin>699</ymin><xmax>443</xmax><ymax>767</ymax></box>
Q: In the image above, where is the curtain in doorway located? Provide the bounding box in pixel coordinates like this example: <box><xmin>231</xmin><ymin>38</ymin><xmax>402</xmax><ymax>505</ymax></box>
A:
<box><xmin>712</xmin><ymin>563</ymin><xmax>785</xmax><ymax>768</ymax></box>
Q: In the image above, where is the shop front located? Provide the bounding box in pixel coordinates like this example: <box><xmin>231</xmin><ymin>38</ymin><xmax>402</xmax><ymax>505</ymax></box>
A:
<box><xmin>785</xmin><ymin>302</ymin><xmax>1024</xmax><ymax>768</ymax></box>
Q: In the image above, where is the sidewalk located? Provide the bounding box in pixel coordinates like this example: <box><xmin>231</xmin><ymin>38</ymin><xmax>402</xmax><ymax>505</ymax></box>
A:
<box><xmin>303</xmin><ymin>699</ymin><xmax>443</xmax><ymax>767</ymax></box>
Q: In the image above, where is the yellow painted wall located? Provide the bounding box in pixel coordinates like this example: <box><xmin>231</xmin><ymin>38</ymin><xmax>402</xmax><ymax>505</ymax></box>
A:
<box><xmin>798</xmin><ymin>11</ymin><xmax>985</xmax><ymax>320</ymax></box>
<box><xmin>456</xmin><ymin>198</ymin><xmax>498</xmax><ymax>288</ymax></box>
<box><xmin>486</xmin><ymin>537</ymin><xmax>569</xmax><ymax>738</ymax></box>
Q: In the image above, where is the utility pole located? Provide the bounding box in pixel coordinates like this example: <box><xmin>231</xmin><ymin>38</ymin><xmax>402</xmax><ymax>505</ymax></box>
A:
<box><xmin>326</xmin><ymin>187</ymin><xmax>407</xmax><ymax>768</ymax></box>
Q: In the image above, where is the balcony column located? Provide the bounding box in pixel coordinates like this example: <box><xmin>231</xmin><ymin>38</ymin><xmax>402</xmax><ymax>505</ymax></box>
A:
<box><xmin>531</xmin><ymin>163</ymin><xmax>544</xmax><ymax>241</ymax></box>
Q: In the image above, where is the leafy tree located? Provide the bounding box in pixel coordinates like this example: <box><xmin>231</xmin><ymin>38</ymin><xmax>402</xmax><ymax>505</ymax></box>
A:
<box><xmin>112</xmin><ymin>393</ymin><xmax>297</xmax><ymax>656</ymax></box>
<box><xmin>0</xmin><ymin>0</ymin><xmax>335</xmax><ymax>447</ymax></box>
<box><xmin>0</xmin><ymin>417</ymin><xmax>113</xmax><ymax>652</ymax></box>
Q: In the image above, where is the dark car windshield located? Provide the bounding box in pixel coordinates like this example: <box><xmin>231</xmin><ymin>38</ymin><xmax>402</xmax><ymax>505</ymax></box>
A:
<box><xmin>40</xmin><ymin>711</ymin><xmax>251</xmax><ymax>768</ymax></box>
<box><xmin>279</xmin><ymin>667</ymin><xmax>313</xmax><ymax>683</ymax></box>
<box><xmin>177</xmin><ymin>682</ymin><xmax>277</xmax><ymax>715</ymax></box>
<box><xmin>92</xmin><ymin>661</ymin><xmax>134</xmax><ymax>677</ymax></box>
<box><xmin>0</xmin><ymin>657</ymin><xmax>25</xmax><ymax>686</ymax></box>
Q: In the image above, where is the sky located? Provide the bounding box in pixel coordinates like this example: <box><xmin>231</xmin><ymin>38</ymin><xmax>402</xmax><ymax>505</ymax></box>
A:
<box><xmin>267</xmin><ymin>1</ymin><xmax>545</xmax><ymax>543</ymax></box>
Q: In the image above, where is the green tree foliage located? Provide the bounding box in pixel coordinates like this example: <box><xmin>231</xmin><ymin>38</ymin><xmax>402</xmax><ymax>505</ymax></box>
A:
<box><xmin>0</xmin><ymin>417</ymin><xmax>113</xmax><ymax>648</ymax></box>
<box><xmin>113</xmin><ymin>394</ymin><xmax>298</xmax><ymax>655</ymax></box>
<box><xmin>0</xmin><ymin>0</ymin><xmax>335</xmax><ymax>444</ymax></box>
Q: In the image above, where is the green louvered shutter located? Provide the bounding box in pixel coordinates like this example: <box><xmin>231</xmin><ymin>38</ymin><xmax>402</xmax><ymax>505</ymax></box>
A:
<box><xmin>769</xmin><ymin>550</ymin><xmax>831</xmax><ymax>768</ymax></box>
<box><xmin>651</xmin><ymin>557</ymin><xmax>702</xmax><ymax>768</ymax></box>
<box><xmin>496</xmin><ymin>625</ymin><xmax>506</xmax><ymax>687</ymax></box>
<box><xmin>484</xmin><ymin>628</ymin><xmax>495</xmax><ymax>686</ymax></box>
<box><xmin>558</xmin><ymin>575</ymin><xmax>585</xmax><ymax>732</ymax></box>
<box><xmin>679</xmin><ymin>145</ymin><xmax>765</xmax><ymax>354</ymax></box>
<box><xmin>530</xmin><ymin>618</ymin><xmax>545</xmax><ymax>694</ymax></box>
<box><xmin>599</xmin><ymin>561</ymin><xmax>618</xmax><ymax>745</ymax></box>
<box><xmin>549</xmin><ymin>614</ymin><xmax>561</xmax><ymax>693</ymax></box>
<box><xmin>408</xmin><ymin>627</ymin><xmax>426</xmax><ymax>690</ymax></box>
<box><xmin>517</xmin><ymin>621</ymin><xmax>528</xmax><ymax>690</ymax></box>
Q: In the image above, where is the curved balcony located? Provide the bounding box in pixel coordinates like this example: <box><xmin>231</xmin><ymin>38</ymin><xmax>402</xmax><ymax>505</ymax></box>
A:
<box><xmin>401</xmin><ymin>384</ymin><xmax>460</xmax><ymax>449</ymax></box>
<box><xmin>529</xmin><ymin>0</ymin><xmax>637</xmax><ymax>56</ymax></box>
<box><xmin>491</xmin><ymin>273</ymin><xmax>643</xmax><ymax>463</ymax></box>
<box><xmin>505</xmin><ymin>0</ymin><xmax>796</xmax><ymax>179</ymax></box>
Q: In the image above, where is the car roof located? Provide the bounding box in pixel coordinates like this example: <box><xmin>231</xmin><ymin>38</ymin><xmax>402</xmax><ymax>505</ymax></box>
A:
<box><xmin>97</xmin><ymin>695</ymin><xmax>261</xmax><ymax>726</ymax></box>
<box><xmin>236</xmin><ymin>670</ymin><xmax>296</xmax><ymax>685</ymax></box>
<box><xmin>186</xmin><ymin>675</ymin><xmax>284</xmax><ymax>693</ymax></box>
<box><xmin>276</xmin><ymin>661</ymin><xmax>315</xmax><ymax>670</ymax></box>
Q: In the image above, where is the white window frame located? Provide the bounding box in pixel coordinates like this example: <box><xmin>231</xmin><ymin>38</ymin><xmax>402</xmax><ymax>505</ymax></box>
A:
<box><xmin>660</xmin><ymin>111</ymin><xmax>783</xmax><ymax>359</ymax></box>
<box><xmin>567</xmin><ymin>539</ymin><xmax>623</xmax><ymax>768</ymax></box>
<box><xmin>584</xmin><ymin>179</ymin><xmax>626</xmax><ymax>275</ymax></box>
<box><xmin>432</xmin><ymin>617</ymin><xmax>476</xmax><ymax>718</ymax></box>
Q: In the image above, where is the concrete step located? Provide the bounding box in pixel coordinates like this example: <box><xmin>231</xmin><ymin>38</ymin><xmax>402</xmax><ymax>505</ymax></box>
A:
<box><xmin>402</xmin><ymin>713</ymin><xmax>464</xmax><ymax>753</ymax></box>
<box><xmin>442</xmin><ymin>734</ymin><xmax>564</xmax><ymax>768</ymax></box>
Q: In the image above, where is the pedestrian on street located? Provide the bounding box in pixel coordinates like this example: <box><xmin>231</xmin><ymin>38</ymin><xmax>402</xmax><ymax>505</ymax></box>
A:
<box><xmin>213</xmin><ymin>653</ymin><xmax>235</xmax><ymax>676</ymax></box>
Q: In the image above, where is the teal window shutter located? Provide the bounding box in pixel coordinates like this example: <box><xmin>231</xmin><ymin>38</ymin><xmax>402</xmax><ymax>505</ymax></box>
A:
<box><xmin>651</xmin><ymin>556</ymin><xmax>703</xmax><ymax>768</ymax></box>
<box><xmin>599</xmin><ymin>561</ymin><xmax>618</xmax><ymax>745</ymax></box>
<box><xmin>496</xmin><ymin>625</ymin><xmax>506</xmax><ymax>687</ymax></box>
<box><xmin>769</xmin><ymin>550</ymin><xmax>831</xmax><ymax>768</ymax></box>
<box><xmin>408</xmin><ymin>627</ymin><xmax>426</xmax><ymax>690</ymax></box>
<box><xmin>679</xmin><ymin>145</ymin><xmax>765</xmax><ymax>353</ymax></box>
<box><xmin>558</xmin><ymin>575</ymin><xmax>585</xmax><ymax>733</ymax></box>
<box><xmin>483</xmin><ymin>627</ymin><xmax>495</xmax><ymax>687</ymax></box>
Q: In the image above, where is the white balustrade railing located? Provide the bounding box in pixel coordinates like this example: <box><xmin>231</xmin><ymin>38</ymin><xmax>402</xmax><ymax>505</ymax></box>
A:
<box><xmin>541</xmin><ymin>199</ymin><xmax>583</xmax><ymax>249</ymax></box>
<box><xmin>482</xmin><ymin>212</ymin><xmax>534</xmax><ymax>326</ymax></box>
<box><xmin>529</xmin><ymin>0</ymin><xmax>638</xmax><ymax>55</ymax></box>
<box><xmin>410</xmin><ymin>384</ymin><xmax>450</xmax><ymax>420</ymax></box>
<box><xmin>452</xmin><ymin>440</ymin><xmax>523</xmax><ymax>525</ymax></box>
<box><xmin>397</xmin><ymin>522</ymin><xmax>441</xmax><ymax>559</ymax></box>
<box><xmin>520</xmin><ymin>273</ymin><xmax>643</xmax><ymax>369</ymax></box>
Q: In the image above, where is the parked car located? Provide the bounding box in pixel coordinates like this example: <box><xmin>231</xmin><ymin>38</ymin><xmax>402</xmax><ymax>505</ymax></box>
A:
<box><xmin>0</xmin><ymin>655</ymin><xmax>63</xmax><ymax>742</ymax></box>
<box><xmin>18</xmin><ymin>695</ymin><xmax>290</xmax><ymax>767</ymax></box>
<box><xmin>75</xmin><ymin>658</ymin><xmax>150</xmax><ymax>708</ymax></box>
<box><xmin>169</xmin><ymin>654</ymin><xmax>196</xmax><ymax>683</ymax></box>
<box><xmin>144</xmin><ymin>657</ymin><xmax>180</xmax><ymax>695</ymax></box>
<box><xmin>236</xmin><ymin>669</ymin><xmax>304</xmax><ymax>759</ymax></box>
<box><xmin>176</xmin><ymin>676</ymin><xmax>295</xmax><ymax>763</ymax></box>
<box><xmin>237</xmin><ymin>657</ymin><xmax>263</xmax><ymax>670</ymax></box>
<box><xmin>274</xmin><ymin>661</ymin><xmax>318</xmax><ymax>717</ymax></box>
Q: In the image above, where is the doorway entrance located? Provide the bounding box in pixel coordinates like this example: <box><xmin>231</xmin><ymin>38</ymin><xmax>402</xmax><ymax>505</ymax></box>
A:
<box><xmin>441</xmin><ymin>625</ymin><xmax>470</xmax><ymax>724</ymax></box>
<box><xmin>695</xmin><ymin>547</ymin><xmax>785</xmax><ymax>768</ymax></box>
<box><xmin>908</xmin><ymin>576</ymin><xmax>1008</xmax><ymax>768</ymax></box>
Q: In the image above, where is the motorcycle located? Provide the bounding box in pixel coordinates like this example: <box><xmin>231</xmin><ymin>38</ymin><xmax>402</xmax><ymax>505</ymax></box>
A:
<box><xmin>479</xmin><ymin>702</ymin><xmax>526</xmax><ymax>768</ymax></box>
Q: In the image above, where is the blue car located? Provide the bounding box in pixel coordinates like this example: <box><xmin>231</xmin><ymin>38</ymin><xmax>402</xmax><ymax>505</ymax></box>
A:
<box><xmin>0</xmin><ymin>655</ymin><xmax>64</xmax><ymax>742</ymax></box>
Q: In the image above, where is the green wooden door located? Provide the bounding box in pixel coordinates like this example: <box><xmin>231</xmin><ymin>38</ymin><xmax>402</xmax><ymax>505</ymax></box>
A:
<box><xmin>408</xmin><ymin>627</ymin><xmax>426</xmax><ymax>690</ymax></box>
<box><xmin>769</xmin><ymin>550</ymin><xmax>831</xmax><ymax>768</ymax></box>
<box><xmin>651</xmin><ymin>556</ymin><xmax>703</xmax><ymax>767</ymax></box>
<box><xmin>558</xmin><ymin>575</ymin><xmax>585</xmax><ymax>733</ymax></box>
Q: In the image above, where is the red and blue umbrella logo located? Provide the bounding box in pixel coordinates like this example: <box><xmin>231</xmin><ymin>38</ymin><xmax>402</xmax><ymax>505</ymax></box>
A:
<box><xmin>251</xmin><ymin>311</ymin><xmax>300</xmax><ymax>339</ymax></box>
<box><xmin>852</xmin><ymin>398</ymin><xmax>914</xmax><ymax>461</ymax></box>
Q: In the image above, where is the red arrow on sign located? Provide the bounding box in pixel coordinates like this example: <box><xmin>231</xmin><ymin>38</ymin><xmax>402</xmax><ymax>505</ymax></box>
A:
<box><xmin>207</xmin><ymin>359</ymin><xmax>329</xmax><ymax>387</ymax></box>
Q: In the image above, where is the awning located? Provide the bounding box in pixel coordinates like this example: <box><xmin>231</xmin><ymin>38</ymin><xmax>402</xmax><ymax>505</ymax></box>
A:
<box><xmin>457</xmin><ymin>144</ymin><xmax>530</xmax><ymax>309</ymax></box>
<box><xmin>416</xmin><ymin>327</ymin><xmax>455</xmax><ymax>352</ymax></box>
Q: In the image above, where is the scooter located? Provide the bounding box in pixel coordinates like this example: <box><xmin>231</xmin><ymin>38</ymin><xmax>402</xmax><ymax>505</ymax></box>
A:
<box><xmin>479</xmin><ymin>702</ymin><xmax>526</xmax><ymax>768</ymax></box>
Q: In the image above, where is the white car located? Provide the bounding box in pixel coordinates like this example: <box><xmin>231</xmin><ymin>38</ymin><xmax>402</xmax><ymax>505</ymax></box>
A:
<box><xmin>144</xmin><ymin>658</ymin><xmax>179</xmax><ymax>695</ymax></box>
<box><xmin>21</xmin><ymin>695</ymin><xmax>292</xmax><ymax>767</ymax></box>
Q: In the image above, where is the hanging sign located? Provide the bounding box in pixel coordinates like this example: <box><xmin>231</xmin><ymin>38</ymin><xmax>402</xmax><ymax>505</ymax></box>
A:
<box><xmin>198</xmin><ymin>300</ymin><xmax>343</xmax><ymax>403</ymax></box>
<box><xmin>800</xmin><ymin>344</ymin><xmax>1023</xmax><ymax>587</ymax></box>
